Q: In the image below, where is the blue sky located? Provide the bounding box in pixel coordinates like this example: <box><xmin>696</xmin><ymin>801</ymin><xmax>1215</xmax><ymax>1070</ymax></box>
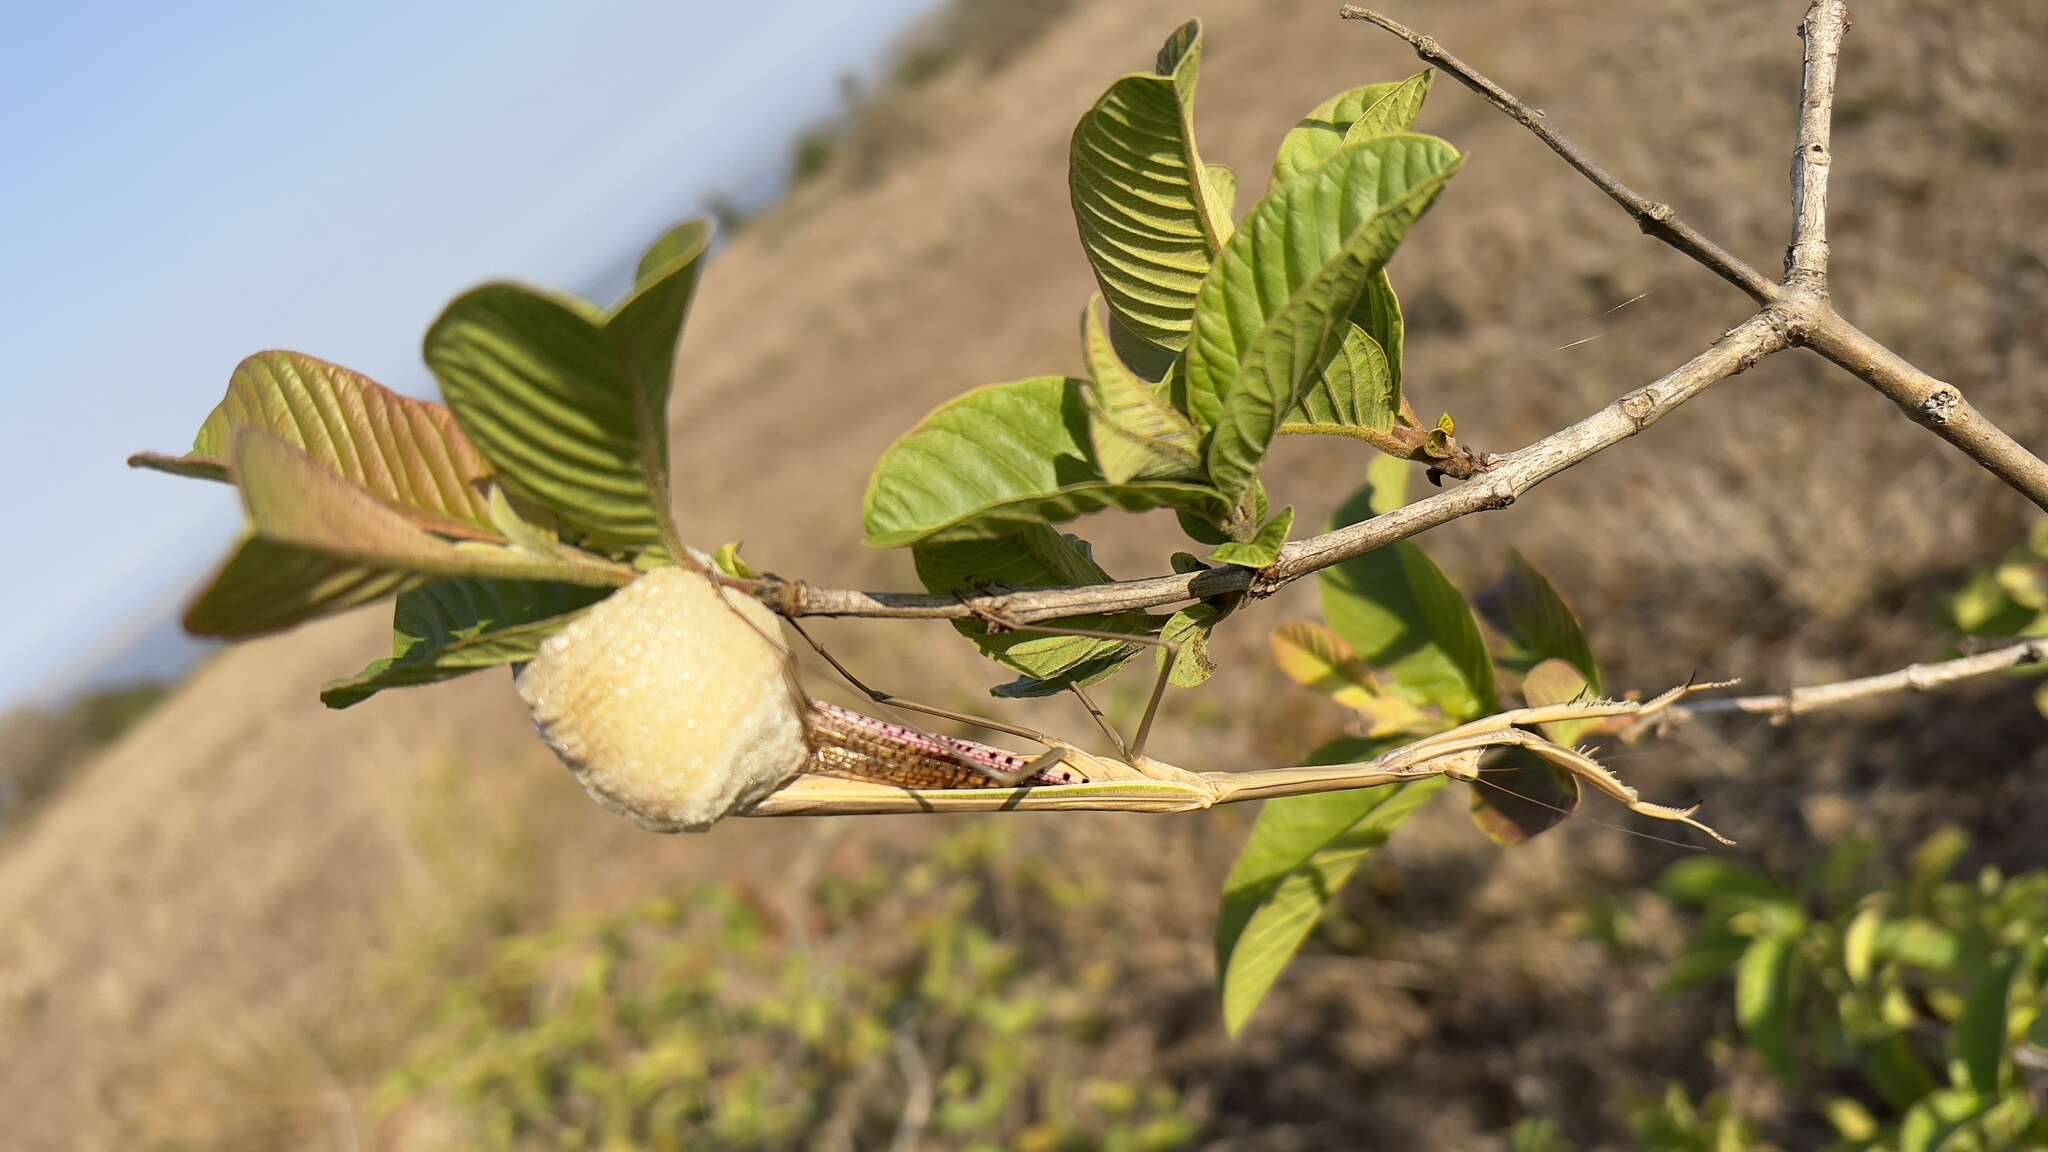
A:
<box><xmin>0</xmin><ymin>0</ymin><xmax>935</xmax><ymax>708</ymax></box>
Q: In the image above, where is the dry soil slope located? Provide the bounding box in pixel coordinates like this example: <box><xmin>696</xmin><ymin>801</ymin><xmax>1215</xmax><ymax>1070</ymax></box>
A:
<box><xmin>2</xmin><ymin>0</ymin><xmax>2042</xmax><ymax>1146</ymax></box>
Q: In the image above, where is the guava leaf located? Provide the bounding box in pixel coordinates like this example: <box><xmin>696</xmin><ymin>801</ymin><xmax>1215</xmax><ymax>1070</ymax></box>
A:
<box><xmin>1735</xmin><ymin>935</ymin><xmax>1799</xmax><ymax>1087</ymax></box>
<box><xmin>1501</xmin><ymin>550</ymin><xmax>1601</xmax><ymax>689</ymax></box>
<box><xmin>185</xmin><ymin>431</ymin><xmax>626</xmax><ymax>638</ymax></box>
<box><xmin>321</xmin><ymin>578</ymin><xmax>608</xmax><ymax>708</ymax></box>
<box><xmin>1269</xmin><ymin>71</ymin><xmax>1434</xmax><ymax>186</ymax></box>
<box><xmin>1320</xmin><ymin>475</ymin><xmax>1496</xmax><ymax>720</ymax></box>
<box><xmin>1186</xmin><ymin>134</ymin><xmax>1462</xmax><ymax>501</ymax></box>
<box><xmin>1282</xmin><ymin>323</ymin><xmax>1398</xmax><ymax>438</ymax></box>
<box><xmin>1068</xmin><ymin>19</ymin><xmax>1234</xmax><ymax>351</ymax></box>
<box><xmin>1467</xmin><ymin>744</ymin><xmax>1582</xmax><ymax>846</ymax></box>
<box><xmin>425</xmin><ymin>218</ymin><xmax>712</xmax><ymax>554</ymax></box>
<box><xmin>1080</xmin><ymin>296</ymin><xmax>1202</xmax><ymax>484</ymax></box>
<box><xmin>913</xmin><ymin>525</ymin><xmax>1153</xmax><ymax>689</ymax></box>
<box><xmin>1212</xmin><ymin>505</ymin><xmax>1293</xmax><ymax>569</ymax></box>
<box><xmin>1159</xmin><ymin>603</ymin><xmax>1223</xmax><ymax>688</ymax></box>
<box><xmin>131</xmin><ymin>350</ymin><xmax>499</xmax><ymax>539</ymax></box>
<box><xmin>1217</xmin><ymin>736</ymin><xmax>1445</xmax><ymax>1035</ymax></box>
<box><xmin>863</xmin><ymin>376</ymin><xmax>1228</xmax><ymax>547</ymax></box>
<box><xmin>1269</xmin><ymin>619</ymin><xmax>1432</xmax><ymax>736</ymax></box>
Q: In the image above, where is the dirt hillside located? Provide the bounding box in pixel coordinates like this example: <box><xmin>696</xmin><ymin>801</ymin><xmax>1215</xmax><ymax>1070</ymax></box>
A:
<box><xmin>3</xmin><ymin>0</ymin><xmax>2043</xmax><ymax>1147</ymax></box>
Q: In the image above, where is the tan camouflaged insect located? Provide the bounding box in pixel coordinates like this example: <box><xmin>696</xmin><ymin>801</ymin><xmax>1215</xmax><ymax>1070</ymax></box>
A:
<box><xmin>515</xmin><ymin>567</ymin><xmax>1731</xmax><ymax>844</ymax></box>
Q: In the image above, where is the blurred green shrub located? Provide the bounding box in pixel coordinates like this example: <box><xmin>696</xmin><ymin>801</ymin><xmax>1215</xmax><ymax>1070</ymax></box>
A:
<box><xmin>381</xmin><ymin>828</ymin><xmax>1198</xmax><ymax>1151</ymax></box>
<box><xmin>1949</xmin><ymin>519</ymin><xmax>2048</xmax><ymax>721</ymax></box>
<box><xmin>1646</xmin><ymin>829</ymin><xmax>2048</xmax><ymax>1150</ymax></box>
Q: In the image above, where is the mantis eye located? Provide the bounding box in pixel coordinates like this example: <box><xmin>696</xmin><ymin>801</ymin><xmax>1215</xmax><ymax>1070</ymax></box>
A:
<box><xmin>515</xmin><ymin>567</ymin><xmax>806</xmax><ymax>832</ymax></box>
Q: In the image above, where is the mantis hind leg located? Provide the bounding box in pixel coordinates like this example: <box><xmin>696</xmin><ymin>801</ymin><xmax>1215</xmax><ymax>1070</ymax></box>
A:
<box><xmin>1509</xmin><ymin>730</ymin><xmax>1735</xmax><ymax>846</ymax></box>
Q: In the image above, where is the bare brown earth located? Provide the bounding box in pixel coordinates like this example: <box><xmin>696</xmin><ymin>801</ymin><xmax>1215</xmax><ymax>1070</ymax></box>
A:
<box><xmin>4</xmin><ymin>0</ymin><xmax>2044</xmax><ymax>1147</ymax></box>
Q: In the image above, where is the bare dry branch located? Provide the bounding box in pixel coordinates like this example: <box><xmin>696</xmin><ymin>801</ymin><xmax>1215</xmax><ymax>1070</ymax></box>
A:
<box><xmin>1337</xmin><ymin>4</ymin><xmax>1780</xmax><ymax>305</ymax></box>
<box><xmin>1343</xmin><ymin>1</ymin><xmax>2048</xmax><ymax>512</ymax></box>
<box><xmin>758</xmin><ymin>313</ymin><xmax>1791</xmax><ymax>626</ymax></box>
<box><xmin>1786</xmin><ymin>0</ymin><xmax>1848</xmax><ymax>286</ymax></box>
<box><xmin>1652</xmin><ymin>639</ymin><xmax>2047</xmax><ymax>728</ymax></box>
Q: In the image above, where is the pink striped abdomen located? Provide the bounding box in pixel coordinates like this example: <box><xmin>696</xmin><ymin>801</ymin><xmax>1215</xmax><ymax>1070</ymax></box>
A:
<box><xmin>801</xmin><ymin>700</ymin><xmax>1084</xmax><ymax>789</ymax></box>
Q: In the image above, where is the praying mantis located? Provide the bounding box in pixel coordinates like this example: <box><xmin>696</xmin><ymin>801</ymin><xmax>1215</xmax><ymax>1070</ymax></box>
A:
<box><xmin>514</xmin><ymin>565</ymin><xmax>1734</xmax><ymax>845</ymax></box>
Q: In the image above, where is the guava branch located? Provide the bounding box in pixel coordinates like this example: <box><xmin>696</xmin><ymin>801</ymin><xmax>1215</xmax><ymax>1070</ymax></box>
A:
<box><xmin>1343</xmin><ymin>1</ymin><xmax>2048</xmax><ymax>511</ymax></box>
<box><xmin>1785</xmin><ymin>0</ymin><xmax>1848</xmax><ymax>287</ymax></box>
<box><xmin>758</xmin><ymin>312</ymin><xmax>1792</xmax><ymax>625</ymax></box>
<box><xmin>1642</xmin><ymin>638</ymin><xmax>2048</xmax><ymax>730</ymax></box>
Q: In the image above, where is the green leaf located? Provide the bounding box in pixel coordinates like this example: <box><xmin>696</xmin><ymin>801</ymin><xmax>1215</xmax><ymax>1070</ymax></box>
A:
<box><xmin>1269</xmin><ymin>620</ymin><xmax>1366</xmax><ymax>704</ymax></box>
<box><xmin>1354</xmin><ymin>269</ymin><xmax>1408</xmax><ymax>400</ymax></box>
<box><xmin>1863</xmin><ymin>1032</ymin><xmax>1939</xmax><ymax>1111</ymax></box>
<box><xmin>1159</xmin><ymin>603</ymin><xmax>1222</xmax><ymax>688</ymax></box>
<box><xmin>1660</xmin><ymin>858</ymin><xmax>1789</xmax><ymax>907</ymax></box>
<box><xmin>1185</xmin><ymin>133</ymin><xmax>1461</xmax><ymax>503</ymax></box>
<box><xmin>1899</xmin><ymin>1089</ymin><xmax>1990</xmax><ymax>1152</ymax></box>
<box><xmin>185</xmin><ymin>537</ymin><xmax>416</xmax><ymax>641</ymax></box>
<box><xmin>1216</xmin><ymin>737</ymin><xmax>1445</xmax><ymax>1035</ymax></box>
<box><xmin>1952</xmin><ymin>568</ymin><xmax>2034</xmax><ymax>638</ymax></box>
<box><xmin>1823</xmin><ymin>1096</ymin><xmax>1881</xmax><ymax>1143</ymax></box>
<box><xmin>711</xmin><ymin>542</ymin><xmax>759</xmax><ymax>580</ymax></box>
<box><xmin>1472</xmin><ymin>654</ymin><xmax>1589</xmax><ymax>843</ymax></box>
<box><xmin>1501</xmin><ymin>551</ymin><xmax>1601</xmax><ymax>689</ymax></box>
<box><xmin>1106</xmin><ymin>308</ymin><xmax>1180</xmax><ymax>385</ymax></box>
<box><xmin>1467</xmin><ymin>746</ymin><xmax>1582</xmax><ymax>845</ymax></box>
<box><xmin>1281</xmin><ymin>324</ymin><xmax>1398</xmax><ymax>439</ymax></box>
<box><xmin>635</xmin><ymin>218</ymin><xmax>713</xmax><ymax>286</ymax></box>
<box><xmin>1955</xmin><ymin>952</ymin><xmax>2019</xmax><ymax>1095</ymax></box>
<box><xmin>1911</xmin><ymin>825</ymin><xmax>1971</xmax><ymax>908</ymax></box>
<box><xmin>1520</xmin><ymin>658</ymin><xmax>1598</xmax><ymax>744</ymax></box>
<box><xmin>1997</xmin><ymin>556</ymin><xmax>2048</xmax><ymax>611</ymax></box>
<box><xmin>1269</xmin><ymin>72</ymin><xmax>1434</xmax><ymax>187</ymax></box>
<box><xmin>1080</xmin><ymin>296</ymin><xmax>1202</xmax><ymax>484</ymax></box>
<box><xmin>1269</xmin><ymin>620</ymin><xmax>1433</xmax><ymax>737</ymax></box>
<box><xmin>863</xmin><ymin>376</ymin><xmax>1227</xmax><ymax>547</ymax></box>
<box><xmin>1319</xmin><ymin>479</ymin><xmax>1496</xmax><ymax>720</ymax></box>
<box><xmin>424</xmin><ymin>218</ymin><xmax>713</xmax><ymax>554</ymax></box>
<box><xmin>1735</xmin><ymin>936</ymin><xmax>1799</xmax><ymax>1087</ymax></box>
<box><xmin>1474</xmin><ymin>651</ymin><xmax>1591</xmax><ymax>857</ymax></box>
<box><xmin>1068</xmin><ymin>19</ymin><xmax>1233</xmax><ymax>351</ymax></box>
<box><xmin>1881</xmin><ymin>918</ymin><xmax>1964</xmax><ymax>971</ymax></box>
<box><xmin>1204</xmin><ymin>163</ymin><xmax>1238</xmax><ymax>225</ymax></box>
<box><xmin>184</xmin><ymin>431</ymin><xmax>627</xmax><ymax>638</ymax></box>
<box><xmin>912</xmin><ymin>525</ymin><xmax>1152</xmax><ymax>688</ymax></box>
<box><xmin>1666</xmin><ymin>933</ymin><xmax>1749</xmax><ymax>991</ymax></box>
<box><xmin>320</xmin><ymin>579</ymin><xmax>608</xmax><ymax>708</ymax></box>
<box><xmin>1360</xmin><ymin>450</ymin><xmax>1411</xmax><ymax>512</ymax></box>
<box><xmin>132</xmin><ymin>351</ymin><xmax>499</xmax><ymax>539</ymax></box>
<box><xmin>1844</xmin><ymin>903</ymin><xmax>1884</xmax><ymax>987</ymax></box>
<box><xmin>1212</xmin><ymin>506</ymin><xmax>1293</xmax><ymax>568</ymax></box>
